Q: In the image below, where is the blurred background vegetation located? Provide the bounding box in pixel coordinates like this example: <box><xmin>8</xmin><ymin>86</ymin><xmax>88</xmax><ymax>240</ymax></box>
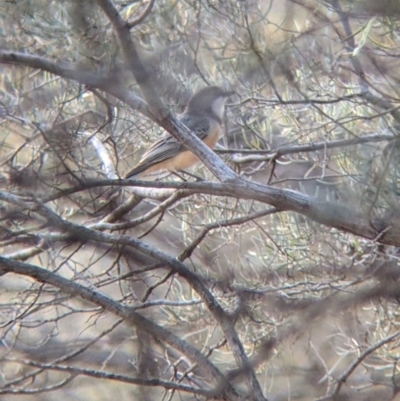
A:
<box><xmin>1</xmin><ymin>0</ymin><xmax>400</xmax><ymax>400</ymax></box>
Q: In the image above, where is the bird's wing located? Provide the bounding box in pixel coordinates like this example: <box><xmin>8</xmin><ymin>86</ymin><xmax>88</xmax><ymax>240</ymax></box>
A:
<box><xmin>179</xmin><ymin>114</ymin><xmax>211</xmax><ymax>141</ymax></box>
<box><xmin>125</xmin><ymin>115</ymin><xmax>211</xmax><ymax>178</ymax></box>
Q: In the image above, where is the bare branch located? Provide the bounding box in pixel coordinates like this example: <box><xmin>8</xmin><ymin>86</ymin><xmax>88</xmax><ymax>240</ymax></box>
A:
<box><xmin>0</xmin><ymin>50</ymin><xmax>152</xmax><ymax>118</ymax></box>
<box><xmin>95</xmin><ymin>0</ymin><xmax>237</xmax><ymax>181</ymax></box>
<box><xmin>127</xmin><ymin>0</ymin><xmax>156</xmax><ymax>29</ymax></box>
<box><xmin>3</xmin><ymin>359</ymin><xmax>209</xmax><ymax>395</ymax></box>
<box><xmin>0</xmin><ymin>256</ymin><xmax>239</xmax><ymax>400</ymax></box>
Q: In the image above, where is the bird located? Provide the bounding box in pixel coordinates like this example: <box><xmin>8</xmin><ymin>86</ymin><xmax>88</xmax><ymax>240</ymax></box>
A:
<box><xmin>125</xmin><ymin>86</ymin><xmax>235</xmax><ymax>179</ymax></box>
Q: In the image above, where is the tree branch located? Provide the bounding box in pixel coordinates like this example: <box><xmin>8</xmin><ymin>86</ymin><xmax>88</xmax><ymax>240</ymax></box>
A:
<box><xmin>32</xmin><ymin>198</ymin><xmax>268</xmax><ymax>401</ymax></box>
<box><xmin>226</xmin><ymin>133</ymin><xmax>395</xmax><ymax>164</ymax></box>
<box><xmin>22</xmin><ymin>175</ymin><xmax>400</xmax><ymax>246</ymax></box>
<box><xmin>95</xmin><ymin>0</ymin><xmax>237</xmax><ymax>182</ymax></box>
<box><xmin>0</xmin><ymin>256</ymin><xmax>239</xmax><ymax>400</ymax></box>
<box><xmin>0</xmin><ymin>50</ymin><xmax>152</xmax><ymax>119</ymax></box>
<box><xmin>4</xmin><ymin>359</ymin><xmax>209</xmax><ymax>395</ymax></box>
<box><xmin>127</xmin><ymin>0</ymin><xmax>156</xmax><ymax>28</ymax></box>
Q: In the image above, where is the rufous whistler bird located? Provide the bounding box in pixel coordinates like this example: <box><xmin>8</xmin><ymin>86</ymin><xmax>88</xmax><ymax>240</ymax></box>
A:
<box><xmin>125</xmin><ymin>86</ymin><xmax>235</xmax><ymax>179</ymax></box>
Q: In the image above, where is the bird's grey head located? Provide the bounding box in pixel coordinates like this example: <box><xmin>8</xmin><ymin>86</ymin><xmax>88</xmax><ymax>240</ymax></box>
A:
<box><xmin>185</xmin><ymin>86</ymin><xmax>235</xmax><ymax>122</ymax></box>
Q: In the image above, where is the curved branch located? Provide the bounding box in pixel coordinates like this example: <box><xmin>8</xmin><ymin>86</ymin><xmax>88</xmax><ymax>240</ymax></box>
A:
<box><xmin>5</xmin><ymin>359</ymin><xmax>209</xmax><ymax>395</ymax></box>
<box><xmin>127</xmin><ymin>0</ymin><xmax>156</xmax><ymax>28</ymax></box>
<box><xmin>0</xmin><ymin>51</ymin><xmax>104</xmax><ymax>86</ymax></box>
<box><xmin>25</xmin><ymin>175</ymin><xmax>400</xmax><ymax>247</ymax></box>
<box><xmin>0</xmin><ymin>50</ymin><xmax>152</xmax><ymax>119</ymax></box>
<box><xmin>332</xmin><ymin>331</ymin><xmax>400</xmax><ymax>397</ymax></box>
<box><xmin>0</xmin><ymin>191</ymin><xmax>267</xmax><ymax>401</ymax></box>
<box><xmin>96</xmin><ymin>0</ymin><xmax>237</xmax><ymax>182</ymax></box>
<box><xmin>224</xmin><ymin>133</ymin><xmax>395</xmax><ymax>164</ymax></box>
<box><xmin>0</xmin><ymin>256</ymin><xmax>239</xmax><ymax>400</ymax></box>
<box><xmin>33</xmin><ymin>198</ymin><xmax>267</xmax><ymax>401</ymax></box>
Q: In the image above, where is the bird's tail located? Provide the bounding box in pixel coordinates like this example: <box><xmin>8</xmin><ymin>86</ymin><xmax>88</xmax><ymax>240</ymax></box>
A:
<box><xmin>124</xmin><ymin>164</ymin><xmax>147</xmax><ymax>179</ymax></box>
